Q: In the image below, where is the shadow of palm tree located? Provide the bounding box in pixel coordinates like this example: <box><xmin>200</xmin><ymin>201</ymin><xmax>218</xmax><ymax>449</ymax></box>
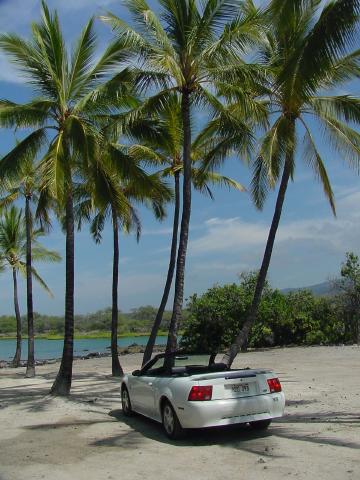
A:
<box><xmin>272</xmin><ymin>424</ymin><xmax>360</xmax><ymax>449</ymax></box>
<box><xmin>278</xmin><ymin>411</ymin><xmax>360</xmax><ymax>425</ymax></box>
<box><xmin>0</xmin><ymin>371</ymin><xmax>121</xmax><ymax>412</ymax></box>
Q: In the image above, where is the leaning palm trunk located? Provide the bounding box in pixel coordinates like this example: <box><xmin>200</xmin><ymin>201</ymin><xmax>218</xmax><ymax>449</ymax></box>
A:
<box><xmin>111</xmin><ymin>206</ymin><xmax>123</xmax><ymax>377</ymax></box>
<box><xmin>223</xmin><ymin>151</ymin><xmax>293</xmax><ymax>368</ymax></box>
<box><xmin>25</xmin><ymin>195</ymin><xmax>35</xmax><ymax>378</ymax></box>
<box><xmin>50</xmin><ymin>191</ymin><xmax>75</xmax><ymax>395</ymax></box>
<box><xmin>165</xmin><ymin>91</ymin><xmax>192</xmax><ymax>356</ymax></box>
<box><xmin>143</xmin><ymin>171</ymin><xmax>180</xmax><ymax>366</ymax></box>
<box><xmin>12</xmin><ymin>268</ymin><xmax>21</xmax><ymax>367</ymax></box>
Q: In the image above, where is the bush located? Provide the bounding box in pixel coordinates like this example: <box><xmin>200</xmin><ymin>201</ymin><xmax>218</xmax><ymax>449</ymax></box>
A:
<box><xmin>180</xmin><ymin>272</ymin><xmax>347</xmax><ymax>352</ymax></box>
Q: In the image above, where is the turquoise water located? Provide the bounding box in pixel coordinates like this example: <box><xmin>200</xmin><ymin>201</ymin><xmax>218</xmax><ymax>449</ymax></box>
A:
<box><xmin>0</xmin><ymin>336</ymin><xmax>167</xmax><ymax>361</ymax></box>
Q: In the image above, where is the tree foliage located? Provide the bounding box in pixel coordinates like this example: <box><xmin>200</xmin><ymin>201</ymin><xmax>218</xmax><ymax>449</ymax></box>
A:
<box><xmin>180</xmin><ymin>271</ymin><xmax>352</xmax><ymax>352</ymax></box>
<box><xmin>333</xmin><ymin>252</ymin><xmax>360</xmax><ymax>343</ymax></box>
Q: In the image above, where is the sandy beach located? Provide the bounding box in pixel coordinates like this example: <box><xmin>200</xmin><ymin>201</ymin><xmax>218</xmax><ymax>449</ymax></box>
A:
<box><xmin>0</xmin><ymin>345</ymin><xmax>359</xmax><ymax>480</ymax></box>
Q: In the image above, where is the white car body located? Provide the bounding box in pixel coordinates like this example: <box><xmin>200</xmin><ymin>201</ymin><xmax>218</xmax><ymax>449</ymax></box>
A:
<box><xmin>121</xmin><ymin>353</ymin><xmax>285</xmax><ymax>435</ymax></box>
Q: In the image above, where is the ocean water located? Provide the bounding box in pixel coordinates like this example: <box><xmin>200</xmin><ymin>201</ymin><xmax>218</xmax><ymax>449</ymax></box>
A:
<box><xmin>0</xmin><ymin>335</ymin><xmax>167</xmax><ymax>361</ymax></box>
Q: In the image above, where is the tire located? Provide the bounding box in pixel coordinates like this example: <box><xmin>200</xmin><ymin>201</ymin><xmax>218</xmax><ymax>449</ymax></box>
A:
<box><xmin>161</xmin><ymin>400</ymin><xmax>184</xmax><ymax>440</ymax></box>
<box><xmin>121</xmin><ymin>386</ymin><xmax>133</xmax><ymax>416</ymax></box>
<box><xmin>249</xmin><ymin>419</ymin><xmax>272</xmax><ymax>430</ymax></box>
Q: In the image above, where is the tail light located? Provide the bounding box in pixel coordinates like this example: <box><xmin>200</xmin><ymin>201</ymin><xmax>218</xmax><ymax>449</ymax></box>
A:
<box><xmin>188</xmin><ymin>385</ymin><xmax>213</xmax><ymax>401</ymax></box>
<box><xmin>267</xmin><ymin>378</ymin><xmax>282</xmax><ymax>393</ymax></box>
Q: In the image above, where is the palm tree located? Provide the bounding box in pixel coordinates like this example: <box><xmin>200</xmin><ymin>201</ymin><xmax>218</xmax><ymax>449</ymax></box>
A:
<box><xmin>0</xmin><ymin>206</ymin><xmax>61</xmax><ymax>367</ymax></box>
<box><xmin>221</xmin><ymin>0</ymin><xmax>360</xmax><ymax>366</ymax></box>
<box><xmin>132</xmin><ymin>94</ymin><xmax>246</xmax><ymax>366</ymax></box>
<box><xmin>102</xmin><ymin>0</ymin><xmax>262</xmax><ymax>357</ymax></box>
<box><xmin>0</xmin><ymin>2</ymin><xmax>134</xmax><ymax>394</ymax></box>
<box><xmin>74</xmin><ymin>131</ymin><xmax>172</xmax><ymax>376</ymax></box>
<box><xmin>0</xmin><ymin>157</ymin><xmax>51</xmax><ymax>377</ymax></box>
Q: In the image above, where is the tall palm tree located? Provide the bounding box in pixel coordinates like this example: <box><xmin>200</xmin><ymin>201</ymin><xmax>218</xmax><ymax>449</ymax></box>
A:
<box><xmin>0</xmin><ymin>206</ymin><xmax>60</xmax><ymax>367</ymax></box>
<box><xmin>0</xmin><ymin>2</ymin><xmax>134</xmax><ymax>394</ymax></box>
<box><xmin>220</xmin><ymin>0</ymin><xmax>360</xmax><ymax>366</ymax></box>
<box><xmin>74</xmin><ymin>132</ymin><xmax>172</xmax><ymax>376</ymax></box>
<box><xmin>102</xmin><ymin>0</ymin><xmax>262</xmax><ymax>357</ymax></box>
<box><xmin>0</xmin><ymin>157</ymin><xmax>51</xmax><ymax>377</ymax></box>
<box><xmin>132</xmin><ymin>94</ymin><xmax>246</xmax><ymax>365</ymax></box>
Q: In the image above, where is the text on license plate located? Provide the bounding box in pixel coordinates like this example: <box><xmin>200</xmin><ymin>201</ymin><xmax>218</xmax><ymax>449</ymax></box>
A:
<box><xmin>230</xmin><ymin>383</ymin><xmax>249</xmax><ymax>393</ymax></box>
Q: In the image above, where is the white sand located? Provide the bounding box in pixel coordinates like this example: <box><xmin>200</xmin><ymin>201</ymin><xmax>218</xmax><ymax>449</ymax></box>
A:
<box><xmin>0</xmin><ymin>345</ymin><xmax>359</xmax><ymax>480</ymax></box>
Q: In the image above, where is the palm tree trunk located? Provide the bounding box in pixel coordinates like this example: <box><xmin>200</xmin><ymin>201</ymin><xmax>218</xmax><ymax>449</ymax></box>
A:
<box><xmin>165</xmin><ymin>90</ymin><xmax>192</xmax><ymax>358</ymax></box>
<box><xmin>25</xmin><ymin>195</ymin><xmax>35</xmax><ymax>378</ymax></box>
<box><xmin>111</xmin><ymin>206</ymin><xmax>123</xmax><ymax>377</ymax></box>
<box><xmin>142</xmin><ymin>170</ymin><xmax>181</xmax><ymax>366</ymax></box>
<box><xmin>11</xmin><ymin>268</ymin><xmax>21</xmax><ymax>368</ymax></box>
<box><xmin>50</xmin><ymin>191</ymin><xmax>75</xmax><ymax>395</ymax></box>
<box><xmin>223</xmin><ymin>151</ymin><xmax>293</xmax><ymax>368</ymax></box>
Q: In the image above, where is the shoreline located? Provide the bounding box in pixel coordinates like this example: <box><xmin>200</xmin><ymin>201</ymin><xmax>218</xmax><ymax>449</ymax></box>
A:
<box><xmin>0</xmin><ymin>331</ymin><xmax>169</xmax><ymax>340</ymax></box>
<box><xmin>1</xmin><ymin>342</ymin><xmax>357</xmax><ymax>369</ymax></box>
<box><xmin>0</xmin><ymin>343</ymin><xmax>166</xmax><ymax>368</ymax></box>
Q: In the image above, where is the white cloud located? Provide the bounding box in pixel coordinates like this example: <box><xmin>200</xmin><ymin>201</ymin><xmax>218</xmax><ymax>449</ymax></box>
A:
<box><xmin>190</xmin><ymin>217</ymin><xmax>266</xmax><ymax>254</ymax></box>
<box><xmin>189</xmin><ymin>187</ymin><xmax>360</xmax><ymax>258</ymax></box>
<box><xmin>181</xmin><ymin>187</ymin><xmax>360</xmax><ymax>291</ymax></box>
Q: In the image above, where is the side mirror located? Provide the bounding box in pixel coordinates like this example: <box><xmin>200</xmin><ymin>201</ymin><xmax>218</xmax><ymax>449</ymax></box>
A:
<box><xmin>132</xmin><ymin>369</ymin><xmax>141</xmax><ymax>376</ymax></box>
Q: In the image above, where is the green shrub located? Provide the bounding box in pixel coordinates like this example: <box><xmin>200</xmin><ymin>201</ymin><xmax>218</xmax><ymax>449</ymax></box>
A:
<box><xmin>180</xmin><ymin>272</ymin><xmax>347</xmax><ymax>352</ymax></box>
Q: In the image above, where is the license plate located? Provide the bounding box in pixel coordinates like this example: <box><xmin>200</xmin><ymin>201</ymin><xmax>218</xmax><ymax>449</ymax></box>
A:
<box><xmin>231</xmin><ymin>383</ymin><xmax>249</xmax><ymax>393</ymax></box>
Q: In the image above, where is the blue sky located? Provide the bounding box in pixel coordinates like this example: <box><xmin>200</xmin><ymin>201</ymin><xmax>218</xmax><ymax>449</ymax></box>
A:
<box><xmin>0</xmin><ymin>0</ymin><xmax>360</xmax><ymax>316</ymax></box>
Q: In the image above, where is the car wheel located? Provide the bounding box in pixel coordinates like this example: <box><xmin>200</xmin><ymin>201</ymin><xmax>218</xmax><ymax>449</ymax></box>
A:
<box><xmin>121</xmin><ymin>386</ymin><xmax>132</xmax><ymax>416</ymax></box>
<box><xmin>161</xmin><ymin>401</ymin><xmax>184</xmax><ymax>440</ymax></box>
<box><xmin>249</xmin><ymin>419</ymin><xmax>272</xmax><ymax>430</ymax></box>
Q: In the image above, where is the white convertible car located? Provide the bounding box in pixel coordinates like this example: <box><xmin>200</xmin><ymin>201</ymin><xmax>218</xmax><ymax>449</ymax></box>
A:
<box><xmin>121</xmin><ymin>352</ymin><xmax>285</xmax><ymax>439</ymax></box>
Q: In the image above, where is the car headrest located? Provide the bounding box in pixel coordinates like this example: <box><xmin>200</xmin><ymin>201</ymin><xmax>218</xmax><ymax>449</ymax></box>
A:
<box><xmin>171</xmin><ymin>366</ymin><xmax>187</xmax><ymax>375</ymax></box>
<box><xmin>209</xmin><ymin>362</ymin><xmax>227</xmax><ymax>372</ymax></box>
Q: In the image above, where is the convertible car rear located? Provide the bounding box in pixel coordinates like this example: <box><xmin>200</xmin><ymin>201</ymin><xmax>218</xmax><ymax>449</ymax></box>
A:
<box><xmin>121</xmin><ymin>353</ymin><xmax>285</xmax><ymax>439</ymax></box>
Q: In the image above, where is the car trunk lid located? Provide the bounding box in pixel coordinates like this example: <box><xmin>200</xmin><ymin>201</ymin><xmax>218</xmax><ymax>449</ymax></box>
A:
<box><xmin>192</xmin><ymin>369</ymin><xmax>272</xmax><ymax>400</ymax></box>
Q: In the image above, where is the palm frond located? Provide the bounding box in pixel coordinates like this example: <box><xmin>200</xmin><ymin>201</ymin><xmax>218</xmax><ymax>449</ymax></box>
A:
<box><xmin>90</xmin><ymin>211</ymin><xmax>107</xmax><ymax>244</ymax></box>
<box><xmin>310</xmin><ymin>95</ymin><xmax>360</xmax><ymax>124</ymax></box>
<box><xmin>300</xmin><ymin>117</ymin><xmax>336</xmax><ymax>215</ymax></box>
<box><xmin>318</xmin><ymin>114</ymin><xmax>360</xmax><ymax>172</ymax></box>
<box><xmin>289</xmin><ymin>0</ymin><xmax>360</xmax><ymax>97</ymax></box>
<box><xmin>31</xmin><ymin>244</ymin><xmax>62</xmax><ymax>263</ymax></box>
<box><xmin>0</xmin><ymin>33</ymin><xmax>59</xmax><ymax>98</ymax></box>
<box><xmin>30</xmin><ymin>265</ymin><xmax>54</xmax><ymax>297</ymax></box>
<box><xmin>250</xmin><ymin>115</ymin><xmax>294</xmax><ymax>210</ymax></box>
<box><xmin>192</xmin><ymin>168</ymin><xmax>246</xmax><ymax>197</ymax></box>
<box><xmin>0</xmin><ymin>99</ymin><xmax>54</xmax><ymax>128</ymax></box>
<box><xmin>67</xmin><ymin>18</ymin><xmax>96</xmax><ymax>99</ymax></box>
<box><xmin>321</xmin><ymin>48</ymin><xmax>360</xmax><ymax>87</ymax></box>
<box><xmin>0</xmin><ymin>129</ymin><xmax>47</xmax><ymax>181</ymax></box>
<box><xmin>128</xmin><ymin>145</ymin><xmax>168</xmax><ymax>165</ymax></box>
<box><xmin>38</xmin><ymin>132</ymin><xmax>66</xmax><ymax>200</ymax></box>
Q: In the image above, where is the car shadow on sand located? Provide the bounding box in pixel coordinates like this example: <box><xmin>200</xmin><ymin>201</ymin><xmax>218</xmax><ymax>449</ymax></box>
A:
<box><xmin>103</xmin><ymin>408</ymin><xmax>360</xmax><ymax>453</ymax></box>
<box><xmin>104</xmin><ymin>408</ymin><xmax>285</xmax><ymax>456</ymax></box>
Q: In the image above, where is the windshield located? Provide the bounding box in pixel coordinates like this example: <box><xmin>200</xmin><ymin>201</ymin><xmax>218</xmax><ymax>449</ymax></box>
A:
<box><xmin>173</xmin><ymin>354</ymin><xmax>213</xmax><ymax>367</ymax></box>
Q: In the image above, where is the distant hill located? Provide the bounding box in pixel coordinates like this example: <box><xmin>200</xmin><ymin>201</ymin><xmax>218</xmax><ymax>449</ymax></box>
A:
<box><xmin>281</xmin><ymin>281</ymin><xmax>336</xmax><ymax>297</ymax></box>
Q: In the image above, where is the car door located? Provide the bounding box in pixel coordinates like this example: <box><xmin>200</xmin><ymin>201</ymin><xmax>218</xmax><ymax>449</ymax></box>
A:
<box><xmin>130</xmin><ymin>374</ymin><xmax>157</xmax><ymax>417</ymax></box>
<box><xmin>130</xmin><ymin>356</ymin><xmax>166</xmax><ymax>418</ymax></box>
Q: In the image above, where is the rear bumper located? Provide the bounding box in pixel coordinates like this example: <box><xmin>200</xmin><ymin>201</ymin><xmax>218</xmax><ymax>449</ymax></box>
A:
<box><xmin>175</xmin><ymin>392</ymin><xmax>285</xmax><ymax>429</ymax></box>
